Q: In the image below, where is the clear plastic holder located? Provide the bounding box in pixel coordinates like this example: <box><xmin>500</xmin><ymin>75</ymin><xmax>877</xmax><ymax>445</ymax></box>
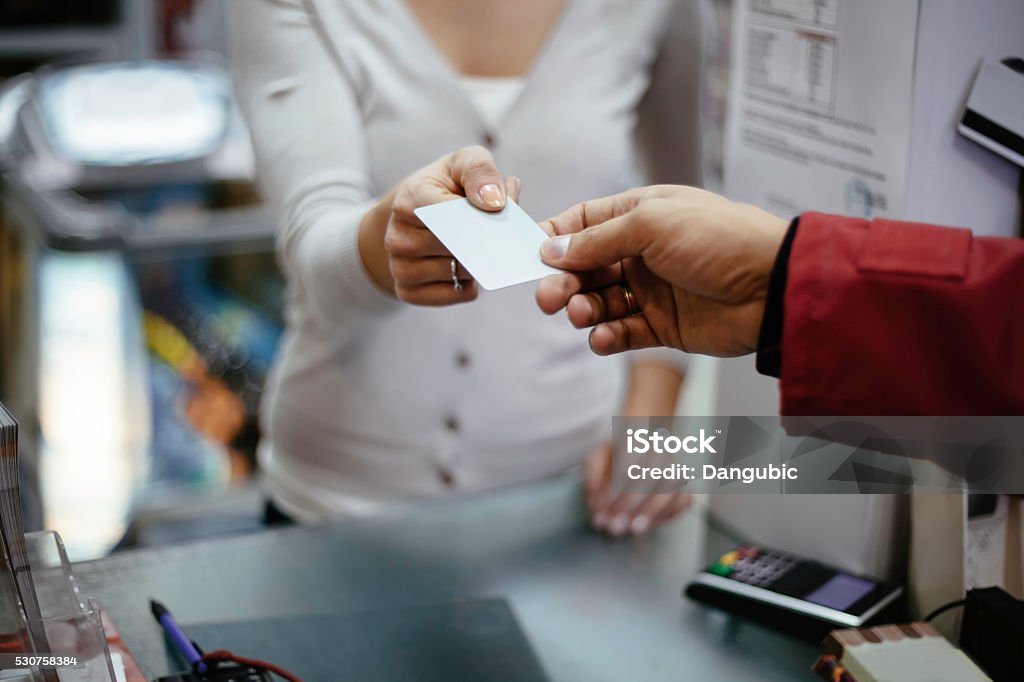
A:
<box><xmin>8</xmin><ymin>531</ymin><xmax>117</xmax><ymax>682</ymax></box>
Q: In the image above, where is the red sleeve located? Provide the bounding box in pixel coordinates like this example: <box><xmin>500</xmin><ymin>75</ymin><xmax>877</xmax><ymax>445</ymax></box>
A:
<box><xmin>781</xmin><ymin>212</ymin><xmax>1024</xmax><ymax>416</ymax></box>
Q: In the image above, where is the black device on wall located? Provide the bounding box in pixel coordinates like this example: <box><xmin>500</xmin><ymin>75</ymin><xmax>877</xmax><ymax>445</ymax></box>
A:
<box><xmin>957</xmin><ymin>56</ymin><xmax>1024</xmax><ymax>236</ymax></box>
<box><xmin>959</xmin><ymin>586</ymin><xmax>1024</xmax><ymax>682</ymax></box>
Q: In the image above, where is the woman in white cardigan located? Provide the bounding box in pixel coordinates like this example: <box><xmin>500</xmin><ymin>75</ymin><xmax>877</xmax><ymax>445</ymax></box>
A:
<box><xmin>229</xmin><ymin>0</ymin><xmax>708</xmax><ymax>534</ymax></box>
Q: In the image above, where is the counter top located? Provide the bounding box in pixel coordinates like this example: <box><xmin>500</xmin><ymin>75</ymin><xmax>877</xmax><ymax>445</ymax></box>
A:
<box><xmin>73</xmin><ymin>475</ymin><xmax>818</xmax><ymax>681</ymax></box>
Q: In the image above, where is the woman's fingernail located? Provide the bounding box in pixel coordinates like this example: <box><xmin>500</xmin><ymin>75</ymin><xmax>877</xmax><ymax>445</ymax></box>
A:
<box><xmin>478</xmin><ymin>184</ymin><xmax>505</xmax><ymax>209</ymax></box>
<box><xmin>513</xmin><ymin>176</ymin><xmax>522</xmax><ymax>200</ymax></box>
<box><xmin>541</xmin><ymin>235</ymin><xmax>571</xmax><ymax>260</ymax></box>
<box><xmin>608</xmin><ymin>513</ymin><xmax>630</xmax><ymax>537</ymax></box>
<box><xmin>630</xmin><ymin>515</ymin><xmax>650</xmax><ymax>535</ymax></box>
<box><xmin>592</xmin><ymin>510</ymin><xmax>609</xmax><ymax>529</ymax></box>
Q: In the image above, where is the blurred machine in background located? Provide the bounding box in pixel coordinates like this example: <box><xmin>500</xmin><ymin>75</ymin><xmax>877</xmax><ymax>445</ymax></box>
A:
<box><xmin>0</xmin><ymin>0</ymin><xmax>226</xmax><ymax>76</ymax></box>
<box><xmin>0</xmin><ymin>58</ymin><xmax>281</xmax><ymax>560</ymax></box>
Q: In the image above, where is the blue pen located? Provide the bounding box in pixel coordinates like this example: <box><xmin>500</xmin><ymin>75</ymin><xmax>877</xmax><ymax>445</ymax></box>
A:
<box><xmin>150</xmin><ymin>599</ymin><xmax>208</xmax><ymax>674</ymax></box>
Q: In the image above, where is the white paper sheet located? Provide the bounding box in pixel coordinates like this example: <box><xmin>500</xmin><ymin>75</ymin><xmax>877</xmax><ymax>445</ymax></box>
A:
<box><xmin>724</xmin><ymin>0</ymin><xmax>920</xmax><ymax>220</ymax></box>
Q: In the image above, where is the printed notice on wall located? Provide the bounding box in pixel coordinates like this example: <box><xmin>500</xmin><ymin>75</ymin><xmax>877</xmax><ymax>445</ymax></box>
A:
<box><xmin>724</xmin><ymin>0</ymin><xmax>920</xmax><ymax>219</ymax></box>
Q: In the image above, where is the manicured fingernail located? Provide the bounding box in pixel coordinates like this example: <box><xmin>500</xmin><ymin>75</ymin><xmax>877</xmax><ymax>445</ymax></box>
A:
<box><xmin>630</xmin><ymin>515</ymin><xmax>650</xmax><ymax>535</ymax></box>
<box><xmin>513</xmin><ymin>176</ymin><xmax>522</xmax><ymax>200</ymax></box>
<box><xmin>608</xmin><ymin>513</ymin><xmax>630</xmax><ymax>537</ymax></box>
<box><xmin>592</xmin><ymin>510</ymin><xmax>609</xmax><ymax>529</ymax></box>
<box><xmin>478</xmin><ymin>183</ymin><xmax>505</xmax><ymax>209</ymax></box>
<box><xmin>541</xmin><ymin>235</ymin><xmax>571</xmax><ymax>260</ymax></box>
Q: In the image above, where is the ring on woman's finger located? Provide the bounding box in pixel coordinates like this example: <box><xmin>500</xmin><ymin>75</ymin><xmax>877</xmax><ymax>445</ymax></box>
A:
<box><xmin>451</xmin><ymin>258</ymin><xmax>463</xmax><ymax>292</ymax></box>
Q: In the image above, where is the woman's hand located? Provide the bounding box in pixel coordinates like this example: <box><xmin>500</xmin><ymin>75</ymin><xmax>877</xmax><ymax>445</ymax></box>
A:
<box><xmin>586</xmin><ymin>361</ymin><xmax>690</xmax><ymax>537</ymax></box>
<box><xmin>359</xmin><ymin>145</ymin><xmax>520</xmax><ymax>306</ymax></box>
<box><xmin>585</xmin><ymin>442</ymin><xmax>692</xmax><ymax>537</ymax></box>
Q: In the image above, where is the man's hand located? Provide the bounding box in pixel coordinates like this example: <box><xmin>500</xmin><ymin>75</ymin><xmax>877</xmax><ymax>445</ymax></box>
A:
<box><xmin>535</xmin><ymin>186</ymin><xmax>788</xmax><ymax>357</ymax></box>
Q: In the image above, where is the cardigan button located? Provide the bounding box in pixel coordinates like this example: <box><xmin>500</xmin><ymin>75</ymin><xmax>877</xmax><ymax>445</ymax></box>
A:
<box><xmin>455</xmin><ymin>352</ymin><xmax>470</xmax><ymax>369</ymax></box>
<box><xmin>482</xmin><ymin>132</ymin><xmax>495</xmax><ymax>148</ymax></box>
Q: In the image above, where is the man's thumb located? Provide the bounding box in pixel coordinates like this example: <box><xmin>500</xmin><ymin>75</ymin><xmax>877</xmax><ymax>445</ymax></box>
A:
<box><xmin>539</xmin><ymin>213</ymin><xmax>640</xmax><ymax>271</ymax></box>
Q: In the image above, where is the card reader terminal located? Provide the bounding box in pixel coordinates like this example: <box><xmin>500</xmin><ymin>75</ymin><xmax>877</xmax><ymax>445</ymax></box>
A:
<box><xmin>685</xmin><ymin>545</ymin><xmax>904</xmax><ymax>640</ymax></box>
